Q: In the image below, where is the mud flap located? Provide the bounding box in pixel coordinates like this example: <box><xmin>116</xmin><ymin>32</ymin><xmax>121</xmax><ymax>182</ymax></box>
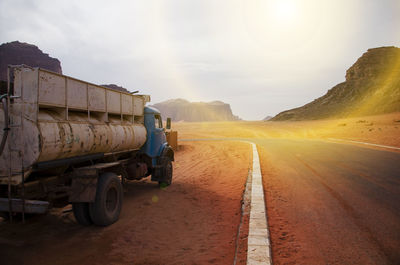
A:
<box><xmin>69</xmin><ymin>168</ymin><xmax>98</xmax><ymax>203</ymax></box>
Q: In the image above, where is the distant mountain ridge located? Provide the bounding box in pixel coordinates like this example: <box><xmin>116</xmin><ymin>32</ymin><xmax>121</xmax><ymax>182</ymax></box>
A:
<box><xmin>272</xmin><ymin>46</ymin><xmax>400</xmax><ymax>121</ymax></box>
<box><xmin>151</xmin><ymin>98</ymin><xmax>240</xmax><ymax>122</ymax></box>
<box><xmin>0</xmin><ymin>41</ymin><xmax>62</xmax><ymax>81</ymax></box>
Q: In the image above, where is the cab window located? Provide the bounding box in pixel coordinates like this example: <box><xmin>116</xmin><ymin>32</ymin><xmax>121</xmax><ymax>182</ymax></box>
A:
<box><xmin>155</xmin><ymin>115</ymin><xmax>163</xmax><ymax>129</ymax></box>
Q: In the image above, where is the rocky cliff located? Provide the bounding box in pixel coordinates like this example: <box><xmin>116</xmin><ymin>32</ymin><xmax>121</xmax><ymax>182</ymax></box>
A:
<box><xmin>0</xmin><ymin>41</ymin><xmax>132</xmax><ymax>94</ymax></box>
<box><xmin>0</xmin><ymin>41</ymin><xmax>62</xmax><ymax>81</ymax></box>
<box><xmin>151</xmin><ymin>98</ymin><xmax>240</xmax><ymax>122</ymax></box>
<box><xmin>272</xmin><ymin>46</ymin><xmax>400</xmax><ymax>121</ymax></box>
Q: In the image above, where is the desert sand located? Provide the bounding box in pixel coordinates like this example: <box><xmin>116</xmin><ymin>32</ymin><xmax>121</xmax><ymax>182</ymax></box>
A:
<box><xmin>0</xmin><ymin>142</ymin><xmax>250</xmax><ymax>265</ymax></box>
<box><xmin>173</xmin><ymin>112</ymin><xmax>400</xmax><ymax>265</ymax></box>
<box><xmin>1</xmin><ymin>112</ymin><xmax>399</xmax><ymax>265</ymax></box>
<box><xmin>174</xmin><ymin>112</ymin><xmax>400</xmax><ymax>149</ymax></box>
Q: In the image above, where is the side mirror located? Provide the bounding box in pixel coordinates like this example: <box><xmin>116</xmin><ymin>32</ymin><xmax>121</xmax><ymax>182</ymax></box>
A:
<box><xmin>166</xmin><ymin>118</ymin><xmax>171</xmax><ymax>130</ymax></box>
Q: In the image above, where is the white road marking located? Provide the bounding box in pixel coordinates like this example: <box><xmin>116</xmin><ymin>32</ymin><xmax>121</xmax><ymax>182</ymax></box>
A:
<box><xmin>328</xmin><ymin>138</ymin><xmax>400</xmax><ymax>151</ymax></box>
<box><xmin>179</xmin><ymin>138</ymin><xmax>273</xmax><ymax>263</ymax></box>
<box><xmin>247</xmin><ymin>143</ymin><xmax>272</xmax><ymax>265</ymax></box>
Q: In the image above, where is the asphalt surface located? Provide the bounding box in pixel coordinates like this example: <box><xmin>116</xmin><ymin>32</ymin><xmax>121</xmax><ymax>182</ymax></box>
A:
<box><xmin>255</xmin><ymin>138</ymin><xmax>400</xmax><ymax>265</ymax></box>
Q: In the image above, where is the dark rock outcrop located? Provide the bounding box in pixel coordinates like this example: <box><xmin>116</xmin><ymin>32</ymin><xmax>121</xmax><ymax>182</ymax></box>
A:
<box><xmin>0</xmin><ymin>41</ymin><xmax>130</xmax><ymax>94</ymax></box>
<box><xmin>272</xmin><ymin>46</ymin><xmax>400</xmax><ymax>121</ymax></box>
<box><xmin>151</xmin><ymin>98</ymin><xmax>240</xmax><ymax>122</ymax></box>
<box><xmin>0</xmin><ymin>41</ymin><xmax>62</xmax><ymax>81</ymax></box>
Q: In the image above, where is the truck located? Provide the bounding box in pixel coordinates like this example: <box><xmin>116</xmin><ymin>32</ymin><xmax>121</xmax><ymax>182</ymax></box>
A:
<box><xmin>0</xmin><ymin>65</ymin><xmax>174</xmax><ymax>226</ymax></box>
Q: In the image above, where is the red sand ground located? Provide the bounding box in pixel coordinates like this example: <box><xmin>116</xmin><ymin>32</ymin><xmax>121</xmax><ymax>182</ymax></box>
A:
<box><xmin>174</xmin><ymin>112</ymin><xmax>400</xmax><ymax>150</ymax></box>
<box><xmin>173</xmin><ymin>113</ymin><xmax>400</xmax><ymax>265</ymax></box>
<box><xmin>1</xmin><ymin>112</ymin><xmax>399</xmax><ymax>265</ymax></box>
<box><xmin>0</xmin><ymin>141</ymin><xmax>250</xmax><ymax>265</ymax></box>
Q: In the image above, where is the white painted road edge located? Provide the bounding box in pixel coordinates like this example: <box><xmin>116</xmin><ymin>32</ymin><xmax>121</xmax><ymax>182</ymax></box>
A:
<box><xmin>247</xmin><ymin>143</ymin><xmax>272</xmax><ymax>265</ymax></box>
<box><xmin>328</xmin><ymin>138</ymin><xmax>400</xmax><ymax>151</ymax></box>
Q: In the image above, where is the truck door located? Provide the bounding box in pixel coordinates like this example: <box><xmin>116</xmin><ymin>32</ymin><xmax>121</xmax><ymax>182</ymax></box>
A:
<box><xmin>142</xmin><ymin>109</ymin><xmax>167</xmax><ymax>159</ymax></box>
<box><xmin>153</xmin><ymin>114</ymin><xmax>167</xmax><ymax>151</ymax></box>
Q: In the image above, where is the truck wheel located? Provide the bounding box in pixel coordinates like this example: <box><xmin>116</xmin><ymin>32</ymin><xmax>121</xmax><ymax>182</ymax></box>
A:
<box><xmin>89</xmin><ymin>172</ymin><xmax>122</xmax><ymax>226</ymax></box>
<box><xmin>72</xmin><ymin>203</ymin><xmax>92</xmax><ymax>226</ymax></box>
<box><xmin>159</xmin><ymin>157</ymin><xmax>173</xmax><ymax>187</ymax></box>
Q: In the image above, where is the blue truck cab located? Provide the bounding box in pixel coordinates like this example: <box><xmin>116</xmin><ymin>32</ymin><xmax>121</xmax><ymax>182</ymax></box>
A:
<box><xmin>141</xmin><ymin>106</ymin><xmax>174</xmax><ymax>185</ymax></box>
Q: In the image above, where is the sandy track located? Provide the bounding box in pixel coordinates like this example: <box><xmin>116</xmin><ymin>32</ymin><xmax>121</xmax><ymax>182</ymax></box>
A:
<box><xmin>0</xmin><ymin>141</ymin><xmax>250</xmax><ymax>265</ymax></box>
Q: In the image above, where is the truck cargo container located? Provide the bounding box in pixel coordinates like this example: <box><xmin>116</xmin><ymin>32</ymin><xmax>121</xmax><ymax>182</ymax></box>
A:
<box><xmin>0</xmin><ymin>65</ymin><xmax>174</xmax><ymax>226</ymax></box>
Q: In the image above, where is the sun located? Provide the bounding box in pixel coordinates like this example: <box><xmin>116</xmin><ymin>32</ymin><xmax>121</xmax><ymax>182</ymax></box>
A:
<box><xmin>273</xmin><ymin>0</ymin><xmax>298</xmax><ymax>22</ymax></box>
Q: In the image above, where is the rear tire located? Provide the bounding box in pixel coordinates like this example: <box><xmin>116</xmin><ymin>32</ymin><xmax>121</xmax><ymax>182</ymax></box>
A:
<box><xmin>89</xmin><ymin>172</ymin><xmax>122</xmax><ymax>226</ymax></box>
<box><xmin>72</xmin><ymin>203</ymin><xmax>92</xmax><ymax>226</ymax></box>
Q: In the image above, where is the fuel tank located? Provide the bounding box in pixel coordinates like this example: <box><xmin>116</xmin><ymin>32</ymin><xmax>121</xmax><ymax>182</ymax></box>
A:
<box><xmin>0</xmin><ymin>66</ymin><xmax>150</xmax><ymax>184</ymax></box>
<box><xmin>36</xmin><ymin>110</ymin><xmax>147</xmax><ymax>162</ymax></box>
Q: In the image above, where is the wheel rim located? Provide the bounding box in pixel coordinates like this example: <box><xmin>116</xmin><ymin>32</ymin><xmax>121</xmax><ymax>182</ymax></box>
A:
<box><xmin>105</xmin><ymin>186</ymin><xmax>118</xmax><ymax>213</ymax></box>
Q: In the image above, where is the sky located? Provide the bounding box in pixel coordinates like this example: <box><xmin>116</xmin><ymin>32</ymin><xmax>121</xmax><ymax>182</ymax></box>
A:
<box><xmin>0</xmin><ymin>0</ymin><xmax>399</xmax><ymax>120</ymax></box>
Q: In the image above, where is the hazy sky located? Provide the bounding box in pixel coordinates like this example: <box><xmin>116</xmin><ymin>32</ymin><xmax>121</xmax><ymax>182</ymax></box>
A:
<box><xmin>1</xmin><ymin>0</ymin><xmax>399</xmax><ymax>120</ymax></box>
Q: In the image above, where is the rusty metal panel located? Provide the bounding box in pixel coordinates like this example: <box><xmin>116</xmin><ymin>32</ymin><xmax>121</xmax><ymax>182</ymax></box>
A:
<box><xmin>0</xmin><ymin>107</ymin><xmax>6</xmax><ymax>176</ymax></box>
<box><xmin>0</xmin><ymin>67</ymin><xmax>40</xmax><ymax>178</ymax></box>
<box><xmin>107</xmin><ymin>90</ymin><xmax>121</xmax><ymax>114</ymax></box>
<box><xmin>121</xmin><ymin>94</ymin><xmax>133</xmax><ymax>115</ymax></box>
<box><xmin>37</xmin><ymin>122</ymin><xmax>64</xmax><ymax>161</ymax></box>
<box><xmin>133</xmin><ymin>96</ymin><xmax>144</xmax><ymax>115</ymax></box>
<box><xmin>133</xmin><ymin>124</ymin><xmax>147</xmax><ymax>149</ymax></box>
<box><xmin>67</xmin><ymin>78</ymin><xmax>87</xmax><ymax>110</ymax></box>
<box><xmin>0</xmin><ymin>198</ymin><xmax>49</xmax><ymax>214</ymax></box>
<box><xmin>37</xmin><ymin>110</ymin><xmax>147</xmax><ymax>162</ymax></box>
<box><xmin>88</xmin><ymin>85</ymin><xmax>106</xmax><ymax>112</ymax></box>
<box><xmin>21</xmin><ymin>68</ymin><xmax>39</xmax><ymax>106</ymax></box>
<box><xmin>38</xmin><ymin>70</ymin><xmax>66</xmax><ymax>107</ymax></box>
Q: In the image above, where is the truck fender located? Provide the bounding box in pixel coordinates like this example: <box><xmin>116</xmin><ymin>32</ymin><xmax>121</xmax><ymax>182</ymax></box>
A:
<box><xmin>160</xmin><ymin>144</ymin><xmax>174</xmax><ymax>161</ymax></box>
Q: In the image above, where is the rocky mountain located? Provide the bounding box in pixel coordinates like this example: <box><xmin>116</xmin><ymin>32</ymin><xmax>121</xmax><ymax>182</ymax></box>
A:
<box><xmin>0</xmin><ymin>41</ymin><xmax>132</xmax><ymax>94</ymax></box>
<box><xmin>0</xmin><ymin>41</ymin><xmax>62</xmax><ymax>81</ymax></box>
<box><xmin>151</xmin><ymin>98</ymin><xmax>240</xmax><ymax>122</ymax></box>
<box><xmin>263</xmin><ymin>116</ymin><xmax>273</xmax><ymax>121</ymax></box>
<box><xmin>272</xmin><ymin>46</ymin><xmax>400</xmax><ymax>121</ymax></box>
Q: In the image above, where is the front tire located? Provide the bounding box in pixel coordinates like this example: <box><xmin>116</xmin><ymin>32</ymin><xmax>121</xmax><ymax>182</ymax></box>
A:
<box><xmin>159</xmin><ymin>157</ymin><xmax>173</xmax><ymax>187</ymax></box>
<box><xmin>89</xmin><ymin>172</ymin><xmax>123</xmax><ymax>226</ymax></box>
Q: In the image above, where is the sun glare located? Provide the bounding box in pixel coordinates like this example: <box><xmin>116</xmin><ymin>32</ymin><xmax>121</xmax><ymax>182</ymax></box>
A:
<box><xmin>274</xmin><ymin>0</ymin><xmax>297</xmax><ymax>22</ymax></box>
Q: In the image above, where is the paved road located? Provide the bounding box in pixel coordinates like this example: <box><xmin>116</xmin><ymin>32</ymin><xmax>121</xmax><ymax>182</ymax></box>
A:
<box><xmin>254</xmin><ymin>138</ymin><xmax>400</xmax><ymax>265</ymax></box>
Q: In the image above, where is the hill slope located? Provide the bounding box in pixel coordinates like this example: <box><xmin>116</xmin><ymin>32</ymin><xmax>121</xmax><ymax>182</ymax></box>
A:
<box><xmin>0</xmin><ymin>41</ymin><xmax>132</xmax><ymax>94</ymax></box>
<box><xmin>272</xmin><ymin>46</ymin><xmax>400</xmax><ymax>121</ymax></box>
<box><xmin>0</xmin><ymin>41</ymin><xmax>62</xmax><ymax>81</ymax></box>
<box><xmin>151</xmin><ymin>99</ymin><xmax>239</xmax><ymax>122</ymax></box>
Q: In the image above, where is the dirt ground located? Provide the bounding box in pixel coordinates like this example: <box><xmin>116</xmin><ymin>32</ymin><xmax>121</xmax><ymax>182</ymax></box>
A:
<box><xmin>174</xmin><ymin>112</ymin><xmax>400</xmax><ymax>149</ymax></box>
<box><xmin>0</xmin><ymin>141</ymin><xmax>250</xmax><ymax>265</ymax></box>
<box><xmin>1</xmin><ymin>112</ymin><xmax>399</xmax><ymax>265</ymax></box>
<box><xmin>172</xmin><ymin>113</ymin><xmax>400</xmax><ymax>265</ymax></box>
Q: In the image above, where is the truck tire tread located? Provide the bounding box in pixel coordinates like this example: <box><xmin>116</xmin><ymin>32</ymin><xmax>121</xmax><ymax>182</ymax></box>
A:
<box><xmin>72</xmin><ymin>202</ymin><xmax>92</xmax><ymax>226</ymax></box>
<box><xmin>89</xmin><ymin>172</ymin><xmax>122</xmax><ymax>226</ymax></box>
<box><xmin>158</xmin><ymin>157</ymin><xmax>173</xmax><ymax>187</ymax></box>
